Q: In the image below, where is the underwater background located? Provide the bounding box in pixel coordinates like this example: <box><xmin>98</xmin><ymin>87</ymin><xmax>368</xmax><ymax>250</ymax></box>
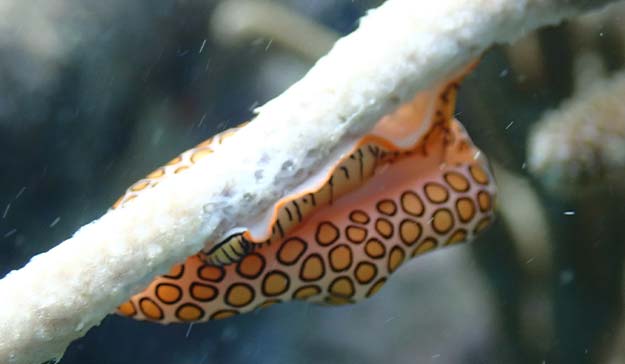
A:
<box><xmin>2</xmin><ymin>0</ymin><xmax>625</xmax><ymax>363</ymax></box>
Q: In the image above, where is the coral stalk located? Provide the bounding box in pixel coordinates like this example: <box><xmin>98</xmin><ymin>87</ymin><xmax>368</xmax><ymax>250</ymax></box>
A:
<box><xmin>529</xmin><ymin>68</ymin><xmax>625</xmax><ymax>196</ymax></box>
<box><xmin>0</xmin><ymin>0</ymin><xmax>618</xmax><ymax>363</ymax></box>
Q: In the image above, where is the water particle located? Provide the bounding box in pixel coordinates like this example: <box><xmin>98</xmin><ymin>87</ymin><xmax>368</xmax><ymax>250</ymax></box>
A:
<box><xmin>2</xmin><ymin>203</ymin><xmax>10</xmax><ymax>219</ymax></box>
<box><xmin>15</xmin><ymin>186</ymin><xmax>26</xmax><ymax>199</ymax></box>
<box><xmin>198</xmin><ymin>113</ymin><xmax>207</xmax><ymax>127</ymax></box>
<box><xmin>563</xmin><ymin>211</ymin><xmax>575</xmax><ymax>216</ymax></box>
<box><xmin>3</xmin><ymin>229</ymin><xmax>17</xmax><ymax>238</ymax></box>
<box><xmin>50</xmin><ymin>217</ymin><xmax>61</xmax><ymax>228</ymax></box>
<box><xmin>198</xmin><ymin>39</ymin><xmax>207</xmax><ymax>54</ymax></box>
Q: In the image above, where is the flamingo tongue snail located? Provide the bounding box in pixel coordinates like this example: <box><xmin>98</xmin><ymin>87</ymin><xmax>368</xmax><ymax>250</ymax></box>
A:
<box><xmin>115</xmin><ymin>61</ymin><xmax>496</xmax><ymax>324</ymax></box>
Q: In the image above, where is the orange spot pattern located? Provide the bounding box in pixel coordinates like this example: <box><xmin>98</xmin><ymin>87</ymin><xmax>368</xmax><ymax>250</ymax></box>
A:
<box><xmin>118</xmin><ymin>160</ymin><xmax>496</xmax><ymax>324</ymax></box>
<box><xmin>114</xmin><ymin>66</ymin><xmax>497</xmax><ymax>324</ymax></box>
<box><xmin>110</xmin><ymin>124</ymin><xmax>244</xmax><ymax>211</ymax></box>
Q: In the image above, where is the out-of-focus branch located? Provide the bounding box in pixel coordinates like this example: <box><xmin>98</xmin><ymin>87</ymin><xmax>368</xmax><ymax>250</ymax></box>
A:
<box><xmin>528</xmin><ymin>67</ymin><xmax>625</xmax><ymax>196</ymax></box>
<box><xmin>211</xmin><ymin>0</ymin><xmax>340</xmax><ymax>60</ymax></box>
<box><xmin>0</xmin><ymin>0</ymin><xmax>619</xmax><ymax>363</ymax></box>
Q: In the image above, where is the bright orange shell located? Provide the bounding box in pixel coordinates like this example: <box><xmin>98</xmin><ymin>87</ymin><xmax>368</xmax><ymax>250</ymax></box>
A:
<box><xmin>115</xmin><ymin>62</ymin><xmax>496</xmax><ymax>324</ymax></box>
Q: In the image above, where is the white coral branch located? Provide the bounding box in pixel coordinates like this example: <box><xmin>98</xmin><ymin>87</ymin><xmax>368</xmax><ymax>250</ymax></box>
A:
<box><xmin>0</xmin><ymin>0</ymin><xmax>618</xmax><ymax>363</ymax></box>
